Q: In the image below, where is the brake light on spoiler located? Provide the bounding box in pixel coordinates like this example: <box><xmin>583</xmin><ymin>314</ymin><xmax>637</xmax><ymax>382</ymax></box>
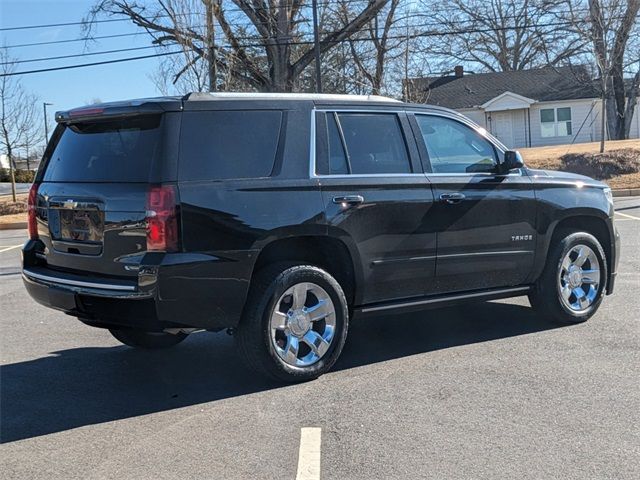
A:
<box><xmin>146</xmin><ymin>185</ymin><xmax>179</xmax><ymax>252</ymax></box>
<box><xmin>68</xmin><ymin>107</ymin><xmax>104</xmax><ymax>117</ymax></box>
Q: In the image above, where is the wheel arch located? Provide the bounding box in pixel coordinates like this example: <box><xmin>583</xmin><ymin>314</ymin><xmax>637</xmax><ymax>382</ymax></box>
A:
<box><xmin>250</xmin><ymin>233</ymin><xmax>363</xmax><ymax>307</ymax></box>
<box><xmin>532</xmin><ymin>212</ymin><xmax>614</xmax><ymax>292</ymax></box>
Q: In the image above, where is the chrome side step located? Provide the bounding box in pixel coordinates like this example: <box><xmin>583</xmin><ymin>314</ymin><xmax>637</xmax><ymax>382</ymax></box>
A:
<box><xmin>358</xmin><ymin>286</ymin><xmax>532</xmax><ymax>314</ymax></box>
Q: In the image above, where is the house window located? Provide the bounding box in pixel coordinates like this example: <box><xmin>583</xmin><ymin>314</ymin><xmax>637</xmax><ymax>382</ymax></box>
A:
<box><xmin>540</xmin><ymin>107</ymin><xmax>572</xmax><ymax>137</ymax></box>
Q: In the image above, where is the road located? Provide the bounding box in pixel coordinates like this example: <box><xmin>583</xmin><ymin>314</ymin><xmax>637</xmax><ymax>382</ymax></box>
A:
<box><xmin>1</xmin><ymin>199</ymin><xmax>639</xmax><ymax>479</ymax></box>
<box><xmin>0</xmin><ymin>183</ymin><xmax>31</xmax><ymax>197</ymax></box>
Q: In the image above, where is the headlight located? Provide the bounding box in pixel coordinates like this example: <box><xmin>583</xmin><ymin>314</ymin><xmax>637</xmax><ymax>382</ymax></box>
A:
<box><xmin>603</xmin><ymin>187</ymin><xmax>613</xmax><ymax>205</ymax></box>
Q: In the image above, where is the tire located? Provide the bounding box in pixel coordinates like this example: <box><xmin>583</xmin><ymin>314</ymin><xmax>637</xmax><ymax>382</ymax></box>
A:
<box><xmin>236</xmin><ymin>264</ymin><xmax>349</xmax><ymax>383</ymax></box>
<box><xmin>529</xmin><ymin>230</ymin><xmax>607</xmax><ymax>324</ymax></box>
<box><xmin>109</xmin><ymin>328</ymin><xmax>188</xmax><ymax>349</ymax></box>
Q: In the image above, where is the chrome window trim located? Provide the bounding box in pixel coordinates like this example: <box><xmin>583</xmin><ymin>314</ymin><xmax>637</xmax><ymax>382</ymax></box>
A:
<box><xmin>309</xmin><ymin>107</ymin><xmax>521</xmax><ymax>179</ymax></box>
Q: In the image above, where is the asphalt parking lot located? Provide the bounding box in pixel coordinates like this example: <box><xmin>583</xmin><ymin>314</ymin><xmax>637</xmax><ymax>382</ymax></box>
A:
<box><xmin>1</xmin><ymin>198</ymin><xmax>639</xmax><ymax>480</ymax></box>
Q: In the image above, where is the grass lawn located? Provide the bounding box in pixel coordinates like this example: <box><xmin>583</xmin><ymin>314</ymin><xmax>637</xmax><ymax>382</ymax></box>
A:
<box><xmin>520</xmin><ymin>139</ymin><xmax>640</xmax><ymax>189</ymax></box>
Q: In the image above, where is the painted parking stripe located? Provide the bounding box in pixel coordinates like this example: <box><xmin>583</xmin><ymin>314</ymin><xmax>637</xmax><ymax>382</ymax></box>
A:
<box><xmin>296</xmin><ymin>428</ymin><xmax>321</xmax><ymax>480</ymax></box>
<box><xmin>615</xmin><ymin>211</ymin><xmax>640</xmax><ymax>221</ymax></box>
<box><xmin>0</xmin><ymin>244</ymin><xmax>22</xmax><ymax>254</ymax></box>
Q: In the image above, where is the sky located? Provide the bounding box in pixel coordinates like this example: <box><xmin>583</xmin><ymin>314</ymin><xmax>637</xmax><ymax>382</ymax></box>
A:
<box><xmin>1</xmin><ymin>0</ymin><xmax>165</xmax><ymax>118</ymax></box>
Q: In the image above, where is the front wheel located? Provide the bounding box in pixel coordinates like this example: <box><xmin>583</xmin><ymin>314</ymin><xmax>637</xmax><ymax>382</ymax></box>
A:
<box><xmin>236</xmin><ymin>264</ymin><xmax>349</xmax><ymax>383</ymax></box>
<box><xmin>109</xmin><ymin>328</ymin><xmax>188</xmax><ymax>349</ymax></box>
<box><xmin>529</xmin><ymin>231</ymin><xmax>607</xmax><ymax>324</ymax></box>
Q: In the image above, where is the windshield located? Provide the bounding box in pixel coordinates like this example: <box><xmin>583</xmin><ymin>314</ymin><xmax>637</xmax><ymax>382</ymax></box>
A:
<box><xmin>42</xmin><ymin>115</ymin><xmax>162</xmax><ymax>183</ymax></box>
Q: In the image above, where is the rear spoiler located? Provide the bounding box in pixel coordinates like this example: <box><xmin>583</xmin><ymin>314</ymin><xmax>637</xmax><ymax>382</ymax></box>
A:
<box><xmin>55</xmin><ymin>101</ymin><xmax>174</xmax><ymax>124</ymax></box>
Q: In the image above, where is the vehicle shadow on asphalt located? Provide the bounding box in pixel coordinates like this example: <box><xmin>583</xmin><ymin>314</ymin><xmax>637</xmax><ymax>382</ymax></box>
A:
<box><xmin>1</xmin><ymin>301</ymin><xmax>559</xmax><ymax>443</ymax></box>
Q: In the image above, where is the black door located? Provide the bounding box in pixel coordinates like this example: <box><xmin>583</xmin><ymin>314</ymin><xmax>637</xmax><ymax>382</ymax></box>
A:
<box><xmin>411</xmin><ymin>113</ymin><xmax>537</xmax><ymax>293</ymax></box>
<box><xmin>315</xmin><ymin>110</ymin><xmax>436</xmax><ymax>305</ymax></box>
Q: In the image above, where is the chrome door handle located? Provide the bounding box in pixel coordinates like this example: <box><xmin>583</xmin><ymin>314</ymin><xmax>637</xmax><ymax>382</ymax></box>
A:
<box><xmin>439</xmin><ymin>193</ymin><xmax>466</xmax><ymax>204</ymax></box>
<box><xmin>332</xmin><ymin>195</ymin><xmax>364</xmax><ymax>206</ymax></box>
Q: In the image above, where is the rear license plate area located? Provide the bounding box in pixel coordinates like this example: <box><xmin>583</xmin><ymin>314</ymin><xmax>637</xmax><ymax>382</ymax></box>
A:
<box><xmin>57</xmin><ymin>209</ymin><xmax>104</xmax><ymax>242</ymax></box>
<box><xmin>47</xmin><ymin>199</ymin><xmax>105</xmax><ymax>255</ymax></box>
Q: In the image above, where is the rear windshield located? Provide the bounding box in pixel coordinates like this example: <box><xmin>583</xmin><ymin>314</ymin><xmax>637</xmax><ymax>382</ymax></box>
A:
<box><xmin>178</xmin><ymin>110</ymin><xmax>282</xmax><ymax>181</ymax></box>
<box><xmin>42</xmin><ymin>115</ymin><xmax>162</xmax><ymax>182</ymax></box>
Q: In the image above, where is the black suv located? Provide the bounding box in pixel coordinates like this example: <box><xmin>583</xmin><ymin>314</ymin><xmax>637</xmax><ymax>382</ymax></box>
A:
<box><xmin>23</xmin><ymin>93</ymin><xmax>620</xmax><ymax>382</ymax></box>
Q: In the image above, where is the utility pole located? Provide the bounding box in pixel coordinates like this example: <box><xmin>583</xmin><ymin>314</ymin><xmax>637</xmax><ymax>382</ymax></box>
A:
<box><xmin>43</xmin><ymin>102</ymin><xmax>52</xmax><ymax>142</ymax></box>
<box><xmin>311</xmin><ymin>0</ymin><xmax>322</xmax><ymax>93</ymax></box>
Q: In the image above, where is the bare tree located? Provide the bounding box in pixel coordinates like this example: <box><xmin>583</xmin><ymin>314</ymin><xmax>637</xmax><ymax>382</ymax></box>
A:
<box><xmin>0</xmin><ymin>47</ymin><xmax>41</xmax><ymax>201</ymax></box>
<box><xmin>580</xmin><ymin>0</ymin><xmax>640</xmax><ymax>145</ymax></box>
<box><xmin>86</xmin><ymin>0</ymin><xmax>390</xmax><ymax>92</ymax></box>
<box><xmin>418</xmin><ymin>0</ymin><xmax>586</xmax><ymax>72</ymax></box>
<box><xmin>21</xmin><ymin>106</ymin><xmax>42</xmax><ymax>172</ymax></box>
<box><xmin>332</xmin><ymin>0</ymin><xmax>401</xmax><ymax>95</ymax></box>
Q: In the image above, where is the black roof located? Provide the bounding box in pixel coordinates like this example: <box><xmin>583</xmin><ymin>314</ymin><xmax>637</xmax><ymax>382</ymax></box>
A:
<box><xmin>407</xmin><ymin>66</ymin><xmax>600</xmax><ymax>109</ymax></box>
<box><xmin>56</xmin><ymin>93</ymin><xmax>461</xmax><ymax>123</ymax></box>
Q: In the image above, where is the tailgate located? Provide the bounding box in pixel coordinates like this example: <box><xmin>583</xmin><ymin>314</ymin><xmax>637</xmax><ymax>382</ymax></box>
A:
<box><xmin>32</xmin><ymin>112</ymin><xmax>173</xmax><ymax>279</ymax></box>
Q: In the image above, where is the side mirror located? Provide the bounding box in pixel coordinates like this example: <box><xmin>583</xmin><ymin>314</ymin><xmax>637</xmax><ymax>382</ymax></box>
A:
<box><xmin>501</xmin><ymin>150</ymin><xmax>524</xmax><ymax>173</ymax></box>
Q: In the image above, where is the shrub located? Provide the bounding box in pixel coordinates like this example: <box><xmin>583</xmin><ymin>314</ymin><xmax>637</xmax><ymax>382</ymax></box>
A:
<box><xmin>0</xmin><ymin>168</ymin><xmax>35</xmax><ymax>183</ymax></box>
<box><xmin>14</xmin><ymin>169</ymin><xmax>35</xmax><ymax>183</ymax></box>
<box><xmin>560</xmin><ymin>148</ymin><xmax>640</xmax><ymax>180</ymax></box>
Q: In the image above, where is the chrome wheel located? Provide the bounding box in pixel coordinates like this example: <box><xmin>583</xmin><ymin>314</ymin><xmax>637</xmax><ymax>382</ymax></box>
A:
<box><xmin>270</xmin><ymin>282</ymin><xmax>336</xmax><ymax>367</ymax></box>
<box><xmin>557</xmin><ymin>244</ymin><xmax>601</xmax><ymax>313</ymax></box>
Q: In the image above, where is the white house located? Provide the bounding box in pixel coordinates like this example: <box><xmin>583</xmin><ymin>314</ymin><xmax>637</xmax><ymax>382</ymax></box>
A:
<box><xmin>407</xmin><ymin>66</ymin><xmax>640</xmax><ymax>148</ymax></box>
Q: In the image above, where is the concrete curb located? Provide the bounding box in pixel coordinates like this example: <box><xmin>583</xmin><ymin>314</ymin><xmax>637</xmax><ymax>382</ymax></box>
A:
<box><xmin>612</xmin><ymin>188</ymin><xmax>640</xmax><ymax>197</ymax></box>
<box><xmin>0</xmin><ymin>222</ymin><xmax>27</xmax><ymax>231</ymax></box>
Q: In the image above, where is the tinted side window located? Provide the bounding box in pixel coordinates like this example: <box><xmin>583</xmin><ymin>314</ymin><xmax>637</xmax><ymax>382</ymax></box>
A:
<box><xmin>179</xmin><ymin>110</ymin><xmax>282</xmax><ymax>181</ymax></box>
<box><xmin>416</xmin><ymin>115</ymin><xmax>497</xmax><ymax>174</ymax></box>
<box><xmin>337</xmin><ymin>113</ymin><xmax>411</xmax><ymax>175</ymax></box>
<box><xmin>43</xmin><ymin>115</ymin><xmax>161</xmax><ymax>183</ymax></box>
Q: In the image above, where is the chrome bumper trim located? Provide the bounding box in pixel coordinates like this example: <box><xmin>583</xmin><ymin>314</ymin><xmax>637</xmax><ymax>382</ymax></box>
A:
<box><xmin>23</xmin><ymin>268</ymin><xmax>136</xmax><ymax>292</ymax></box>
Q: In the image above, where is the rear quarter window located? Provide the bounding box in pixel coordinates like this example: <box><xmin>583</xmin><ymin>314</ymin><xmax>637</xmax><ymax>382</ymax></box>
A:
<box><xmin>42</xmin><ymin>115</ymin><xmax>162</xmax><ymax>183</ymax></box>
<box><xmin>178</xmin><ymin>110</ymin><xmax>283</xmax><ymax>181</ymax></box>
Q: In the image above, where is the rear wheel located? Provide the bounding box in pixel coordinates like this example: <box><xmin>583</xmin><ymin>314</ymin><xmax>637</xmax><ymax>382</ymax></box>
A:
<box><xmin>236</xmin><ymin>264</ymin><xmax>349</xmax><ymax>383</ymax></box>
<box><xmin>109</xmin><ymin>328</ymin><xmax>188</xmax><ymax>349</ymax></box>
<box><xmin>529</xmin><ymin>231</ymin><xmax>607</xmax><ymax>324</ymax></box>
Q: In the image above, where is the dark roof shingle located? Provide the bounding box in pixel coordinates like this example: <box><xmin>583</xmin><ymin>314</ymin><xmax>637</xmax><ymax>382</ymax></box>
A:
<box><xmin>407</xmin><ymin>66</ymin><xmax>599</xmax><ymax>109</ymax></box>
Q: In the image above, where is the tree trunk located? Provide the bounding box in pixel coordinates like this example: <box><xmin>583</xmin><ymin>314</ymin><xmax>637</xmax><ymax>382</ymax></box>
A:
<box><xmin>623</xmin><ymin>70</ymin><xmax>640</xmax><ymax>139</ymax></box>
<box><xmin>7</xmin><ymin>146</ymin><xmax>16</xmax><ymax>202</ymax></box>
<box><xmin>599</xmin><ymin>96</ymin><xmax>606</xmax><ymax>154</ymax></box>
<box><xmin>205</xmin><ymin>0</ymin><xmax>216</xmax><ymax>92</ymax></box>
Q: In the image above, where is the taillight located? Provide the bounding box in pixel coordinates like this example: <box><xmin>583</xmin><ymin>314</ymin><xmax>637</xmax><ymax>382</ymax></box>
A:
<box><xmin>27</xmin><ymin>183</ymin><xmax>39</xmax><ymax>240</ymax></box>
<box><xmin>146</xmin><ymin>185</ymin><xmax>179</xmax><ymax>252</ymax></box>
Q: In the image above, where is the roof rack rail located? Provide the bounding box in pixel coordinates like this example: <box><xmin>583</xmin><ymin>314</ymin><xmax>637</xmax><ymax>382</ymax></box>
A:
<box><xmin>182</xmin><ymin>92</ymin><xmax>401</xmax><ymax>103</ymax></box>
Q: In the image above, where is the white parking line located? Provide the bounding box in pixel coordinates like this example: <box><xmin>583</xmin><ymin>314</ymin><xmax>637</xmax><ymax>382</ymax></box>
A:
<box><xmin>615</xmin><ymin>211</ymin><xmax>640</xmax><ymax>221</ymax></box>
<box><xmin>0</xmin><ymin>244</ymin><xmax>22</xmax><ymax>254</ymax></box>
<box><xmin>296</xmin><ymin>428</ymin><xmax>322</xmax><ymax>480</ymax></box>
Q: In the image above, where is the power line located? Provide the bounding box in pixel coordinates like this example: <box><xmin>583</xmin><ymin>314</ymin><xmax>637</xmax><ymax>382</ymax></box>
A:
<box><xmin>1</xmin><ymin>50</ymin><xmax>181</xmax><ymax>77</ymax></box>
<box><xmin>0</xmin><ymin>45</ymin><xmax>158</xmax><ymax>65</ymax></box>
<box><xmin>2</xmin><ymin>17</ymin><xmax>633</xmax><ymax>77</ymax></box>
<box><xmin>6</xmin><ymin>32</ymin><xmax>145</xmax><ymax>49</ymax></box>
<box><xmin>0</xmin><ymin>0</ymin><xmax>370</xmax><ymax>33</ymax></box>
<box><xmin>0</xmin><ymin>3</ymin><xmax>610</xmax><ymax>35</ymax></box>
<box><xmin>3</xmin><ymin>12</ymin><xmax>601</xmax><ymax>51</ymax></box>
<box><xmin>0</xmin><ymin>17</ymin><xmax>129</xmax><ymax>32</ymax></box>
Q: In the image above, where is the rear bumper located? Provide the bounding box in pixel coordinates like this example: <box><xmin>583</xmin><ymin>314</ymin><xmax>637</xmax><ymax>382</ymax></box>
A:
<box><xmin>22</xmin><ymin>241</ymin><xmax>256</xmax><ymax>331</ymax></box>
